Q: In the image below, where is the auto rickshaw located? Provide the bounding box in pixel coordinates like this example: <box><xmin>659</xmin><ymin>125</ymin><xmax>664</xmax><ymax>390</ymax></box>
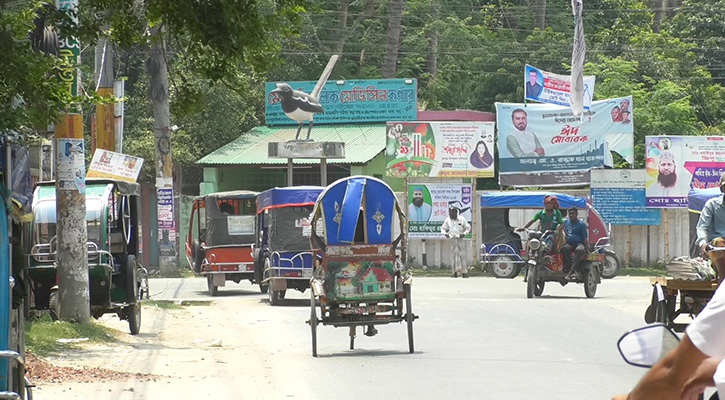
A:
<box><xmin>254</xmin><ymin>186</ymin><xmax>324</xmax><ymax>305</ymax></box>
<box><xmin>479</xmin><ymin>191</ymin><xmax>621</xmax><ymax>280</ymax></box>
<box><xmin>185</xmin><ymin>191</ymin><xmax>259</xmax><ymax>296</ymax></box>
<box><xmin>308</xmin><ymin>176</ymin><xmax>416</xmax><ymax>357</ymax></box>
<box><xmin>28</xmin><ymin>179</ymin><xmax>147</xmax><ymax>334</ymax></box>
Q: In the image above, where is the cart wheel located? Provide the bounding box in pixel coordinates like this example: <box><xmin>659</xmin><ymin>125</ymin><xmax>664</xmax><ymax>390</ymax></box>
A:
<box><xmin>207</xmin><ymin>275</ymin><xmax>218</xmax><ymax>297</ymax></box>
<box><xmin>269</xmin><ymin>289</ymin><xmax>281</xmax><ymax>306</ymax></box>
<box><xmin>490</xmin><ymin>255</ymin><xmax>519</xmax><ymax>279</ymax></box>
<box><xmin>405</xmin><ymin>283</ymin><xmax>414</xmax><ymax>353</ymax></box>
<box><xmin>279</xmin><ymin>290</ymin><xmax>286</xmax><ymax>299</ymax></box>
<box><xmin>534</xmin><ymin>280</ymin><xmax>545</xmax><ymax>297</ymax></box>
<box><xmin>126</xmin><ymin>301</ymin><xmax>141</xmax><ymax>335</ymax></box>
<box><xmin>48</xmin><ymin>290</ymin><xmax>59</xmax><ymax>321</ymax></box>
<box><xmin>309</xmin><ymin>290</ymin><xmax>318</xmax><ymax>357</ymax></box>
<box><xmin>584</xmin><ymin>267</ymin><xmax>598</xmax><ymax>298</ymax></box>
<box><xmin>526</xmin><ymin>266</ymin><xmax>536</xmax><ymax>299</ymax></box>
<box><xmin>349</xmin><ymin>326</ymin><xmax>355</xmax><ymax>350</ymax></box>
<box><xmin>654</xmin><ymin>297</ymin><xmax>669</xmax><ymax>324</ymax></box>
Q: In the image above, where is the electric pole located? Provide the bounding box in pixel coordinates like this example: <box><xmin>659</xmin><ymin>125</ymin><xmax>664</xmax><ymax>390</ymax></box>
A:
<box><xmin>55</xmin><ymin>0</ymin><xmax>90</xmax><ymax>322</ymax></box>
<box><xmin>147</xmin><ymin>26</ymin><xmax>177</xmax><ymax>273</ymax></box>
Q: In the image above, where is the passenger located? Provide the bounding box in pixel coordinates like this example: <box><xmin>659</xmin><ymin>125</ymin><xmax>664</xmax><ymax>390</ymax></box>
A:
<box><xmin>219</xmin><ymin>203</ymin><xmax>234</xmax><ymax>215</ymax></box>
<box><xmin>517</xmin><ymin>195</ymin><xmax>563</xmax><ymax>252</ymax></box>
<box><xmin>561</xmin><ymin>207</ymin><xmax>588</xmax><ymax>280</ymax></box>
<box><xmin>696</xmin><ymin>173</ymin><xmax>725</xmax><ymax>284</ymax></box>
<box><xmin>613</xmin><ymin>281</ymin><xmax>725</xmax><ymax>400</ymax></box>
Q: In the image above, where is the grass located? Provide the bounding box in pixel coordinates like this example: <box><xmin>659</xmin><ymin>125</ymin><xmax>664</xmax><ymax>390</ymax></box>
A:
<box><xmin>25</xmin><ymin>314</ymin><xmax>118</xmax><ymax>357</ymax></box>
<box><xmin>409</xmin><ymin>265</ymin><xmax>667</xmax><ymax>278</ymax></box>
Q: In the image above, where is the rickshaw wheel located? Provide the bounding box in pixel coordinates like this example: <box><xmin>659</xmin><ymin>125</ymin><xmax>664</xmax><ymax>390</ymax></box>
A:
<box><xmin>269</xmin><ymin>288</ymin><xmax>281</xmax><ymax>306</ymax></box>
<box><xmin>534</xmin><ymin>280</ymin><xmax>545</xmax><ymax>297</ymax></box>
<box><xmin>279</xmin><ymin>290</ymin><xmax>286</xmax><ymax>299</ymax></box>
<box><xmin>602</xmin><ymin>251</ymin><xmax>621</xmax><ymax>279</ymax></box>
<box><xmin>254</xmin><ymin>250</ymin><xmax>268</xmax><ymax>293</ymax></box>
<box><xmin>126</xmin><ymin>302</ymin><xmax>141</xmax><ymax>335</ymax></box>
<box><xmin>207</xmin><ymin>275</ymin><xmax>218</xmax><ymax>297</ymax></box>
<box><xmin>526</xmin><ymin>266</ymin><xmax>537</xmax><ymax>299</ymax></box>
<box><xmin>126</xmin><ymin>255</ymin><xmax>139</xmax><ymax>303</ymax></box>
<box><xmin>584</xmin><ymin>266</ymin><xmax>598</xmax><ymax>298</ymax></box>
<box><xmin>491</xmin><ymin>255</ymin><xmax>519</xmax><ymax>279</ymax></box>
<box><xmin>309</xmin><ymin>291</ymin><xmax>318</xmax><ymax>357</ymax></box>
<box><xmin>48</xmin><ymin>290</ymin><xmax>59</xmax><ymax>321</ymax></box>
<box><xmin>405</xmin><ymin>283</ymin><xmax>414</xmax><ymax>353</ymax></box>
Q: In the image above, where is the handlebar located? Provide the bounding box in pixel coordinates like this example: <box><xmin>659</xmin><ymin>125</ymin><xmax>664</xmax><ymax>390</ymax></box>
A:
<box><xmin>706</xmin><ymin>244</ymin><xmax>725</xmax><ymax>252</ymax></box>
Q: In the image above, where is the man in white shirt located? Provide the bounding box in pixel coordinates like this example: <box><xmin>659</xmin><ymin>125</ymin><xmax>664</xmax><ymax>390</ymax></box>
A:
<box><xmin>506</xmin><ymin>109</ymin><xmax>545</xmax><ymax>158</ymax></box>
<box><xmin>441</xmin><ymin>207</ymin><xmax>471</xmax><ymax>278</ymax></box>
<box><xmin>408</xmin><ymin>187</ymin><xmax>432</xmax><ymax>221</ymax></box>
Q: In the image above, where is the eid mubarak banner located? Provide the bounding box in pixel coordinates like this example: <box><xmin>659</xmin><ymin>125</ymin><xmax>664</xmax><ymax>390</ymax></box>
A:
<box><xmin>495</xmin><ymin>96</ymin><xmax>633</xmax><ymax>187</ymax></box>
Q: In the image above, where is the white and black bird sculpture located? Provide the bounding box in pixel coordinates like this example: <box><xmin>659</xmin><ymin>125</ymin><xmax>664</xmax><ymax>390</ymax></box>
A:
<box><xmin>271</xmin><ymin>83</ymin><xmax>325</xmax><ymax>140</ymax></box>
<box><xmin>271</xmin><ymin>55</ymin><xmax>338</xmax><ymax>141</ymax></box>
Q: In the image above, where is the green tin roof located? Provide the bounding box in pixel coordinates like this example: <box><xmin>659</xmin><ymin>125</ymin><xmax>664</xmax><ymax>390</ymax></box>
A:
<box><xmin>196</xmin><ymin>124</ymin><xmax>386</xmax><ymax>165</ymax></box>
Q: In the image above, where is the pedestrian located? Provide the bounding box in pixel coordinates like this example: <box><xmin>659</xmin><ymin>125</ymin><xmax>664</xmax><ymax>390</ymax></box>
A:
<box><xmin>441</xmin><ymin>207</ymin><xmax>471</xmax><ymax>278</ymax></box>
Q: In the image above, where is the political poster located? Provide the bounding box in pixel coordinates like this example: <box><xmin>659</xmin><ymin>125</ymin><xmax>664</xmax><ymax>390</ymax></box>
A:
<box><xmin>645</xmin><ymin>136</ymin><xmax>725</xmax><ymax>208</ymax></box>
<box><xmin>524</xmin><ymin>64</ymin><xmax>596</xmax><ymax>110</ymax></box>
<box><xmin>590</xmin><ymin>169</ymin><xmax>661</xmax><ymax>225</ymax></box>
<box><xmin>385</xmin><ymin>122</ymin><xmax>496</xmax><ymax>178</ymax></box>
<box><xmin>495</xmin><ymin>96</ymin><xmax>634</xmax><ymax>187</ymax></box>
<box><xmin>86</xmin><ymin>149</ymin><xmax>144</xmax><ymax>183</ymax></box>
<box><xmin>407</xmin><ymin>183</ymin><xmax>473</xmax><ymax>238</ymax></box>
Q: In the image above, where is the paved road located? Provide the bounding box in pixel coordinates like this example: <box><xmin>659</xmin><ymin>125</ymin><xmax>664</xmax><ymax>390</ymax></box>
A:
<box><xmin>37</xmin><ymin>276</ymin><xmax>668</xmax><ymax>399</ymax></box>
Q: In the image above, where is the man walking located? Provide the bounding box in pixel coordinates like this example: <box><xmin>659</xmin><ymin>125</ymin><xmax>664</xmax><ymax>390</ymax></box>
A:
<box><xmin>441</xmin><ymin>207</ymin><xmax>471</xmax><ymax>278</ymax></box>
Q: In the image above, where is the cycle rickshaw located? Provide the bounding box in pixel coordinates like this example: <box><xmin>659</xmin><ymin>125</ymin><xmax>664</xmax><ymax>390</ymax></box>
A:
<box><xmin>307</xmin><ymin>176</ymin><xmax>415</xmax><ymax>357</ymax></box>
<box><xmin>254</xmin><ymin>186</ymin><xmax>324</xmax><ymax>305</ymax></box>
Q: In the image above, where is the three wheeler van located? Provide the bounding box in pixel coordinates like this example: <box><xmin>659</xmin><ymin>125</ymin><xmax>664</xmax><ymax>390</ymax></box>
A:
<box><xmin>307</xmin><ymin>176</ymin><xmax>416</xmax><ymax>357</ymax></box>
<box><xmin>186</xmin><ymin>190</ymin><xmax>259</xmax><ymax>296</ymax></box>
<box><xmin>480</xmin><ymin>191</ymin><xmax>621</xmax><ymax>280</ymax></box>
<box><xmin>254</xmin><ymin>186</ymin><xmax>324</xmax><ymax>305</ymax></box>
<box><xmin>28</xmin><ymin>179</ymin><xmax>147</xmax><ymax>334</ymax></box>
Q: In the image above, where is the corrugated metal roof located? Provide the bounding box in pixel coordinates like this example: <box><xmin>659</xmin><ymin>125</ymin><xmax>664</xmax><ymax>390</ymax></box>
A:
<box><xmin>196</xmin><ymin>124</ymin><xmax>386</xmax><ymax>165</ymax></box>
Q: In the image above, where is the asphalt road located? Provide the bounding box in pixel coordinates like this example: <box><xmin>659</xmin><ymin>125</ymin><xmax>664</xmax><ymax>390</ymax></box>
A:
<box><xmin>141</xmin><ymin>275</ymin><xmax>654</xmax><ymax>400</ymax></box>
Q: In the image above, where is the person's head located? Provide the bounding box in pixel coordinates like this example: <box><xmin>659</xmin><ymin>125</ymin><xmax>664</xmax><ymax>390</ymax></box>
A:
<box><xmin>611</xmin><ymin>106</ymin><xmax>622</xmax><ymax>122</ymax></box>
<box><xmin>567</xmin><ymin>207</ymin><xmax>578</xmax><ymax>222</ymax></box>
<box><xmin>657</xmin><ymin>152</ymin><xmax>677</xmax><ymax>188</ymax></box>
<box><xmin>543</xmin><ymin>195</ymin><xmax>559</xmax><ymax>212</ymax></box>
<box><xmin>512</xmin><ymin>109</ymin><xmax>528</xmax><ymax>131</ymax></box>
<box><xmin>219</xmin><ymin>202</ymin><xmax>234</xmax><ymax>215</ymax></box>
<box><xmin>476</xmin><ymin>140</ymin><xmax>489</xmax><ymax>156</ymax></box>
<box><xmin>449</xmin><ymin>207</ymin><xmax>459</xmax><ymax>219</ymax></box>
<box><xmin>620</xmin><ymin>99</ymin><xmax>630</xmax><ymax>112</ymax></box>
<box><xmin>528</xmin><ymin>70</ymin><xmax>538</xmax><ymax>85</ymax></box>
<box><xmin>412</xmin><ymin>187</ymin><xmax>425</xmax><ymax>207</ymax></box>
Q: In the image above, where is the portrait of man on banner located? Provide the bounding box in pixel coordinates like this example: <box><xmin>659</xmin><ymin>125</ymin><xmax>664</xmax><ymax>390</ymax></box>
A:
<box><xmin>408</xmin><ymin>186</ymin><xmax>432</xmax><ymax>222</ymax></box>
<box><xmin>525</xmin><ymin>67</ymin><xmax>543</xmax><ymax>99</ymax></box>
<box><xmin>506</xmin><ymin>109</ymin><xmax>545</xmax><ymax>158</ymax></box>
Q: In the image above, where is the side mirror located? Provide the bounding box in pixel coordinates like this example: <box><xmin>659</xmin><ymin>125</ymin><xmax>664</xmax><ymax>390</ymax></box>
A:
<box><xmin>617</xmin><ymin>324</ymin><xmax>680</xmax><ymax>368</ymax></box>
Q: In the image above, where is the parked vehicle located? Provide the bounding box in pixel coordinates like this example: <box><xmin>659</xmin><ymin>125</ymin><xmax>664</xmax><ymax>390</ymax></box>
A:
<box><xmin>307</xmin><ymin>176</ymin><xmax>416</xmax><ymax>357</ymax></box>
<box><xmin>254</xmin><ymin>186</ymin><xmax>324</xmax><ymax>305</ymax></box>
<box><xmin>28</xmin><ymin>179</ymin><xmax>147</xmax><ymax>334</ymax></box>
<box><xmin>186</xmin><ymin>191</ymin><xmax>259</xmax><ymax>296</ymax></box>
<box><xmin>479</xmin><ymin>191</ymin><xmax>621</xmax><ymax>279</ymax></box>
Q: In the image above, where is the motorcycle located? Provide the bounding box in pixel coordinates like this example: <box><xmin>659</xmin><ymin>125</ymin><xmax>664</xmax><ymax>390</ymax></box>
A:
<box><xmin>617</xmin><ymin>324</ymin><xmax>718</xmax><ymax>400</ymax></box>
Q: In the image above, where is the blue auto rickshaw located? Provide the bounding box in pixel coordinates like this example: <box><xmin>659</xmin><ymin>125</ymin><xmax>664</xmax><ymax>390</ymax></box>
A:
<box><xmin>254</xmin><ymin>186</ymin><xmax>324</xmax><ymax>306</ymax></box>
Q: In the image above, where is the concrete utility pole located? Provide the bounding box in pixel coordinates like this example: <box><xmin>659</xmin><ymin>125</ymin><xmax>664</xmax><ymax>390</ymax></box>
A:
<box><xmin>147</xmin><ymin>26</ymin><xmax>177</xmax><ymax>273</ymax></box>
<box><xmin>55</xmin><ymin>0</ymin><xmax>90</xmax><ymax>322</ymax></box>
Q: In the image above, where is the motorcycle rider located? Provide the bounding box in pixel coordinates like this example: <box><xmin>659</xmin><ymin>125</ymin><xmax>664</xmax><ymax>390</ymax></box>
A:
<box><xmin>561</xmin><ymin>207</ymin><xmax>588</xmax><ymax>280</ymax></box>
<box><xmin>697</xmin><ymin>173</ymin><xmax>725</xmax><ymax>284</ymax></box>
<box><xmin>517</xmin><ymin>195</ymin><xmax>564</xmax><ymax>252</ymax></box>
<box><xmin>612</xmin><ymin>277</ymin><xmax>725</xmax><ymax>399</ymax></box>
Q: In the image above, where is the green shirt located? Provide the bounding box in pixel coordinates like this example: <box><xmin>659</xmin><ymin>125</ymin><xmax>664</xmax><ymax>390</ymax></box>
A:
<box><xmin>533</xmin><ymin>209</ymin><xmax>563</xmax><ymax>232</ymax></box>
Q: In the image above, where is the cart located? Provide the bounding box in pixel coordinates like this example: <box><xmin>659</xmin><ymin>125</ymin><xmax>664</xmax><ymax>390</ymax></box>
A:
<box><xmin>307</xmin><ymin>176</ymin><xmax>416</xmax><ymax>357</ymax></box>
<box><xmin>645</xmin><ymin>277</ymin><xmax>718</xmax><ymax>332</ymax></box>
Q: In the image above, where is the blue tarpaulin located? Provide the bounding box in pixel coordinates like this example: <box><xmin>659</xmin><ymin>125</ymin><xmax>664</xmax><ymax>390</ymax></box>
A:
<box><xmin>480</xmin><ymin>191</ymin><xmax>587</xmax><ymax>209</ymax></box>
<box><xmin>256</xmin><ymin>186</ymin><xmax>325</xmax><ymax>213</ymax></box>
<box><xmin>688</xmin><ymin>188</ymin><xmax>721</xmax><ymax>213</ymax></box>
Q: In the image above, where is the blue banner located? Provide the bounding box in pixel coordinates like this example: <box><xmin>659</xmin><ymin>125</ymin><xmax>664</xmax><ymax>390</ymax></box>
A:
<box><xmin>590</xmin><ymin>170</ymin><xmax>660</xmax><ymax>225</ymax></box>
<box><xmin>496</xmin><ymin>96</ymin><xmax>634</xmax><ymax>187</ymax></box>
<box><xmin>265</xmin><ymin>79</ymin><xmax>418</xmax><ymax>126</ymax></box>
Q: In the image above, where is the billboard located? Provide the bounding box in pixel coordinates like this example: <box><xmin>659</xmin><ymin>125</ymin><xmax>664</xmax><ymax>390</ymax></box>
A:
<box><xmin>590</xmin><ymin>169</ymin><xmax>661</xmax><ymax>225</ymax></box>
<box><xmin>524</xmin><ymin>64</ymin><xmax>596</xmax><ymax>110</ymax></box>
<box><xmin>407</xmin><ymin>184</ymin><xmax>473</xmax><ymax>238</ymax></box>
<box><xmin>264</xmin><ymin>79</ymin><xmax>417</xmax><ymax>125</ymax></box>
<box><xmin>495</xmin><ymin>96</ymin><xmax>634</xmax><ymax>187</ymax></box>
<box><xmin>86</xmin><ymin>149</ymin><xmax>144</xmax><ymax>183</ymax></box>
<box><xmin>645</xmin><ymin>136</ymin><xmax>725</xmax><ymax>208</ymax></box>
<box><xmin>385</xmin><ymin>122</ymin><xmax>496</xmax><ymax>178</ymax></box>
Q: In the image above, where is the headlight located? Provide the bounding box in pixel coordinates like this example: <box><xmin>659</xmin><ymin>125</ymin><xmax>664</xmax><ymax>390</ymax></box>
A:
<box><xmin>528</xmin><ymin>238</ymin><xmax>541</xmax><ymax>250</ymax></box>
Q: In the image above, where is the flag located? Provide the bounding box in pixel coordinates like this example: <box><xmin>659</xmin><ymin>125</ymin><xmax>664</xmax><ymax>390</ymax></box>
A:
<box><xmin>570</xmin><ymin>0</ymin><xmax>586</xmax><ymax>116</ymax></box>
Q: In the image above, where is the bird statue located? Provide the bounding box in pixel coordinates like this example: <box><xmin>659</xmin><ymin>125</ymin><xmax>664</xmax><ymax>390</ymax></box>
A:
<box><xmin>271</xmin><ymin>55</ymin><xmax>338</xmax><ymax>141</ymax></box>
